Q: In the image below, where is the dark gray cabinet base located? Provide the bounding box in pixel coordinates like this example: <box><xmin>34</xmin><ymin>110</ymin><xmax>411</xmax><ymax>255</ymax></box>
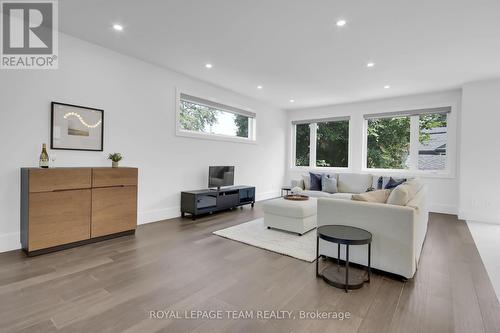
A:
<box><xmin>181</xmin><ymin>186</ymin><xmax>255</xmax><ymax>220</ymax></box>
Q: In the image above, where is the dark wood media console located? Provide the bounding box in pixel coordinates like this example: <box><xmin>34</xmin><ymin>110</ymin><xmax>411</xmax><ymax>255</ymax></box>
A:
<box><xmin>181</xmin><ymin>186</ymin><xmax>255</xmax><ymax>220</ymax></box>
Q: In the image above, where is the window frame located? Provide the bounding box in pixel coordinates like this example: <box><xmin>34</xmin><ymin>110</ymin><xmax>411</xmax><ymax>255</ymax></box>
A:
<box><xmin>292</xmin><ymin>123</ymin><xmax>312</xmax><ymax>167</ymax></box>
<box><xmin>175</xmin><ymin>90</ymin><xmax>257</xmax><ymax>144</ymax></box>
<box><xmin>362</xmin><ymin>106</ymin><xmax>454</xmax><ymax>177</ymax></box>
<box><xmin>291</xmin><ymin>116</ymin><xmax>351</xmax><ymax>170</ymax></box>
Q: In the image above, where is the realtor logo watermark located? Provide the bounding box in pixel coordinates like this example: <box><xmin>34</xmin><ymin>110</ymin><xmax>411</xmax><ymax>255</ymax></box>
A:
<box><xmin>1</xmin><ymin>0</ymin><xmax>58</xmax><ymax>69</ymax></box>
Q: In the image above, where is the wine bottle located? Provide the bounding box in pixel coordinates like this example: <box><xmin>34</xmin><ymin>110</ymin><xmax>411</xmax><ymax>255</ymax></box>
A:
<box><xmin>39</xmin><ymin>143</ymin><xmax>49</xmax><ymax>168</ymax></box>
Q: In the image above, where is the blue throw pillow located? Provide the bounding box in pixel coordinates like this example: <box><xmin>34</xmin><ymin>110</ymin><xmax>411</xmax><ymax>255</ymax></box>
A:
<box><xmin>377</xmin><ymin>176</ymin><xmax>385</xmax><ymax>189</ymax></box>
<box><xmin>309</xmin><ymin>172</ymin><xmax>322</xmax><ymax>191</ymax></box>
<box><xmin>322</xmin><ymin>174</ymin><xmax>338</xmax><ymax>193</ymax></box>
<box><xmin>385</xmin><ymin>177</ymin><xmax>406</xmax><ymax>189</ymax></box>
<box><xmin>375</xmin><ymin>176</ymin><xmax>393</xmax><ymax>189</ymax></box>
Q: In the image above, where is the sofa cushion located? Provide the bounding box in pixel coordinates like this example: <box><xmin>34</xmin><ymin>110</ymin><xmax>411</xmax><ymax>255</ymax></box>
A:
<box><xmin>331</xmin><ymin>192</ymin><xmax>354</xmax><ymax>200</ymax></box>
<box><xmin>352</xmin><ymin>189</ymin><xmax>391</xmax><ymax>203</ymax></box>
<box><xmin>321</xmin><ymin>173</ymin><xmax>338</xmax><ymax>193</ymax></box>
<box><xmin>338</xmin><ymin>173</ymin><xmax>373</xmax><ymax>194</ymax></box>
<box><xmin>263</xmin><ymin>198</ymin><xmax>317</xmax><ymax>218</ymax></box>
<box><xmin>301</xmin><ymin>174</ymin><xmax>311</xmax><ymax>190</ymax></box>
<box><xmin>300</xmin><ymin>190</ymin><xmax>333</xmax><ymax>198</ymax></box>
<box><xmin>309</xmin><ymin>172</ymin><xmax>322</xmax><ymax>191</ymax></box>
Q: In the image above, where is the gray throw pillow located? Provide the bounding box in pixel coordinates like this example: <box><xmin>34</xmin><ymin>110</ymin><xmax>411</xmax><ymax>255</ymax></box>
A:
<box><xmin>321</xmin><ymin>174</ymin><xmax>338</xmax><ymax>193</ymax></box>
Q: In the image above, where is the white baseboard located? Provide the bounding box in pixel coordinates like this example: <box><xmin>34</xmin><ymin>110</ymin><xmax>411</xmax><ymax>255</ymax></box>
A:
<box><xmin>0</xmin><ymin>232</ymin><xmax>21</xmax><ymax>253</ymax></box>
<box><xmin>138</xmin><ymin>190</ymin><xmax>280</xmax><ymax>226</ymax></box>
<box><xmin>429</xmin><ymin>204</ymin><xmax>458</xmax><ymax>215</ymax></box>
<box><xmin>138</xmin><ymin>206</ymin><xmax>181</xmax><ymax>225</ymax></box>
<box><xmin>0</xmin><ymin>208</ymin><xmax>181</xmax><ymax>254</ymax></box>
<box><xmin>0</xmin><ymin>190</ymin><xmax>293</xmax><ymax>254</ymax></box>
<box><xmin>256</xmin><ymin>190</ymin><xmax>281</xmax><ymax>201</ymax></box>
<box><xmin>459</xmin><ymin>210</ymin><xmax>500</xmax><ymax>224</ymax></box>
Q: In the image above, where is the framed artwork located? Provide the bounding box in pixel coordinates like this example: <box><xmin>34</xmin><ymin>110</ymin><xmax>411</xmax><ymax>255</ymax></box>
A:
<box><xmin>51</xmin><ymin>102</ymin><xmax>104</xmax><ymax>151</ymax></box>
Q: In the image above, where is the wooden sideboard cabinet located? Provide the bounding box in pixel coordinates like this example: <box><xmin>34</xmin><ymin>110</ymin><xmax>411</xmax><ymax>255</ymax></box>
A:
<box><xmin>21</xmin><ymin>167</ymin><xmax>138</xmax><ymax>256</ymax></box>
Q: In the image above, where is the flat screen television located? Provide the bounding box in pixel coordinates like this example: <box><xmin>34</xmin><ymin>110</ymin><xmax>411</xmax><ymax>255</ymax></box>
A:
<box><xmin>209</xmin><ymin>166</ymin><xmax>234</xmax><ymax>189</ymax></box>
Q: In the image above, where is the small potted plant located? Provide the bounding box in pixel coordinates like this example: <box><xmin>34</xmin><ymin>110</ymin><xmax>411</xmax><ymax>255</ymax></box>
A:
<box><xmin>108</xmin><ymin>153</ymin><xmax>123</xmax><ymax>168</ymax></box>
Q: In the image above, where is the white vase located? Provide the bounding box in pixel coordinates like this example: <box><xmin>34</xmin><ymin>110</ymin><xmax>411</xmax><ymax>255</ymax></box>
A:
<box><xmin>112</xmin><ymin>161</ymin><xmax>119</xmax><ymax>168</ymax></box>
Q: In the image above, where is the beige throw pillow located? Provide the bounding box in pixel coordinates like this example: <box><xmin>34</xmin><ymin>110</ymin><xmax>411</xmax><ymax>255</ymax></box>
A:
<box><xmin>386</xmin><ymin>179</ymin><xmax>423</xmax><ymax>206</ymax></box>
<box><xmin>387</xmin><ymin>183</ymin><xmax>411</xmax><ymax>206</ymax></box>
<box><xmin>352</xmin><ymin>189</ymin><xmax>391</xmax><ymax>203</ymax></box>
<box><xmin>404</xmin><ymin>178</ymin><xmax>423</xmax><ymax>198</ymax></box>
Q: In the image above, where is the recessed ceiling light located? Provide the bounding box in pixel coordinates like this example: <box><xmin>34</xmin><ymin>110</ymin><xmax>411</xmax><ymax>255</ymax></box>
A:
<box><xmin>205</xmin><ymin>63</ymin><xmax>213</xmax><ymax>69</ymax></box>
<box><xmin>112</xmin><ymin>24</ymin><xmax>123</xmax><ymax>31</ymax></box>
<box><xmin>289</xmin><ymin>99</ymin><xmax>295</xmax><ymax>103</ymax></box>
<box><xmin>384</xmin><ymin>85</ymin><xmax>391</xmax><ymax>89</ymax></box>
<box><xmin>257</xmin><ymin>85</ymin><xmax>263</xmax><ymax>90</ymax></box>
<box><xmin>366</xmin><ymin>62</ymin><xmax>375</xmax><ymax>68</ymax></box>
<box><xmin>336</xmin><ymin>20</ymin><xmax>347</xmax><ymax>27</ymax></box>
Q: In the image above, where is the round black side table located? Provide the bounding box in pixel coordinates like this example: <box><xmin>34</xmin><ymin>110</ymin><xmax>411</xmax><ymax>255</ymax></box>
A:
<box><xmin>316</xmin><ymin>225</ymin><xmax>372</xmax><ymax>292</ymax></box>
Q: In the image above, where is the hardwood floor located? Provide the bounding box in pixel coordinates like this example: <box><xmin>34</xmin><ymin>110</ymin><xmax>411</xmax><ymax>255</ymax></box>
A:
<box><xmin>0</xmin><ymin>204</ymin><xmax>499</xmax><ymax>332</ymax></box>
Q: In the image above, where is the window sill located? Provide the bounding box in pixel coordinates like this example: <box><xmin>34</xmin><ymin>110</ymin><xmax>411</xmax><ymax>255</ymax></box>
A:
<box><xmin>361</xmin><ymin>168</ymin><xmax>455</xmax><ymax>179</ymax></box>
<box><xmin>176</xmin><ymin>129</ymin><xmax>257</xmax><ymax>145</ymax></box>
<box><xmin>288</xmin><ymin>166</ymin><xmax>455</xmax><ymax>179</ymax></box>
<box><xmin>290</xmin><ymin>166</ymin><xmax>351</xmax><ymax>172</ymax></box>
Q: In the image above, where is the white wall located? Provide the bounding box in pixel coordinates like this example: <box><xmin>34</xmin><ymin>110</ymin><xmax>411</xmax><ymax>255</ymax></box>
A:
<box><xmin>0</xmin><ymin>34</ymin><xmax>287</xmax><ymax>252</ymax></box>
<box><xmin>459</xmin><ymin>79</ymin><xmax>500</xmax><ymax>223</ymax></box>
<box><xmin>286</xmin><ymin>90</ymin><xmax>461</xmax><ymax>214</ymax></box>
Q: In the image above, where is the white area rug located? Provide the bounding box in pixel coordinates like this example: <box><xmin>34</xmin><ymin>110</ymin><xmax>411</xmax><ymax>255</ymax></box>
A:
<box><xmin>213</xmin><ymin>218</ymin><xmax>316</xmax><ymax>262</ymax></box>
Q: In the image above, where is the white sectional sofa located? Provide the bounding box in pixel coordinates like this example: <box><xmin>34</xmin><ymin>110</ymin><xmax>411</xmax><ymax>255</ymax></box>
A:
<box><xmin>292</xmin><ymin>173</ymin><xmax>428</xmax><ymax>279</ymax></box>
<box><xmin>292</xmin><ymin>173</ymin><xmax>374</xmax><ymax>200</ymax></box>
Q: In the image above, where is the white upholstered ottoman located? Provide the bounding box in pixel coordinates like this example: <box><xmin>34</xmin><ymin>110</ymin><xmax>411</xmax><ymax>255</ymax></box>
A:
<box><xmin>262</xmin><ymin>198</ymin><xmax>317</xmax><ymax>235</ymax></box>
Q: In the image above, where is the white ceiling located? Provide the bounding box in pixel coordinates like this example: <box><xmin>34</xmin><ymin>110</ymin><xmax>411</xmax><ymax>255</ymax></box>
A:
<box><xmin>59</xmin><ymin>0</ymin><xmax>500</xmax><ymax>109</ymax></box>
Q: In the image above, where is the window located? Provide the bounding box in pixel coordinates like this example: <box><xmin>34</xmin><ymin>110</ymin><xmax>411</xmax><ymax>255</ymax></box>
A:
<box><xmin>293</xmin><ymin>118</ymin><xmax>349</xmax><ymax>168</ymax></box>
<box><xmin>177</xmin><ymin>93</ymin><xmax>256</xmax><ymax>141</ymax></box>
<box><xmin>418</xmin><ymin>113</ymin><xmax>447</xmax><ymax>170</ymax></box>
<box><xmin>295</xmin><ymin>123</ymin><xmax>310</xmax><ymax>166</ymax></box>
<box><xmin>367</xmin><ymin>116</ymin><xmax>411</xmax><ymax>169</ymax></box>
<box><xmin>316</xmin><ymin>121</ymin><xmax>349</xmax><ymax>167</ymax></box>
<box><xmin>364</xmin><ymin>107</ymin><xmax>450</xmax><ymax>171</ymax></box>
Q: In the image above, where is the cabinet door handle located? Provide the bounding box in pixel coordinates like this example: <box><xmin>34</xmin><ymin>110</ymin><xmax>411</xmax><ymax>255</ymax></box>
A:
<box><xmin>52</xmin><ymin>188</ymin><xmax>88</xmax><ymax>192</ymax></box>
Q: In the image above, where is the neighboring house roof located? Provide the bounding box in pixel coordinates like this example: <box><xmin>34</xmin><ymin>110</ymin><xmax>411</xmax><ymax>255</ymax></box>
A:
<box><xmin>418</xmin><ymin>127</ymin><xmax>447</xmax><ymax>170</ymax></box>
<box><xmin>419</xmin><ymin>127</ymin><xmax>447</xmax><ymax>154</ymax></box>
